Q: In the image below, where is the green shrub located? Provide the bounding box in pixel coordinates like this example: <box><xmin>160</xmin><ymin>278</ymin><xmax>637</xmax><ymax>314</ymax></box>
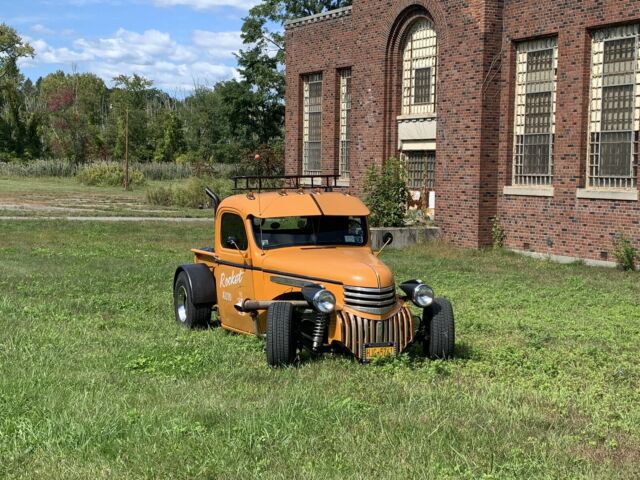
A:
<box><xmin>172</xmin><ymin>177</ymin><xmax>208</xmax><ymax>208</ymax></box>
<box><xmin>145</xmin><ymin>185</ymin><xmax>173</xmax><ymax>206</ymax></box>
<box><xmin>612</xmin><ymin>234</ymin><xmax>638</xmax><ymax>271</ymax></box>
<box><xmin>77</xmin><ymin>162</ymin><xmax>145</xmax><ymax>187</ymax></box>
<box><xmin>145</xmin><ymin>177</ymin><xmax>233</xmax><ymax>209</ymax></box>
<box><xmin>363</xmin><ymin>157</ymin><xmax>408</xmax><ymax>227</ymax></box>
<box><xmin>491</xmin><ymin>216</ymin><xmax>506</xmax><ymax>249</ymax></box>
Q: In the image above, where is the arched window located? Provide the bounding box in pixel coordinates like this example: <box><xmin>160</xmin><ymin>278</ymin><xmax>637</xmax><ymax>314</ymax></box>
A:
<box><xmin>402</xmin><ymin>19</ymin><xmax>437</xmax><ymax>115</ymax></box>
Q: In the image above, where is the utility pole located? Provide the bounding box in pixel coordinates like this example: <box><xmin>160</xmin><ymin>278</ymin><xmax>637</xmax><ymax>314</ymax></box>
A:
<box><xmin>124</xmin><ymin>108</ymin><xmax>129</xmax><ymax>190</ymax></box>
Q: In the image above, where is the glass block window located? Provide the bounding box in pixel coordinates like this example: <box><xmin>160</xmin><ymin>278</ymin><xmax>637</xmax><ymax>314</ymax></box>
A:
<box><xmin>402</xmin><ymin>19</ymin><xmax>437</xmax><ymax>115</ymax></box>
<box><xmin>512</xmin><ymin>38</ymin><xmax>558</xmax><ymax>186</ymax></box>
<box><xmin>303</xmin><ymin>73</ymin><xmax>323</xmax><ymax>175</ymax></box>
<box><xmin>338</xmin><ymin>68</ymin><xmax>352</xmax><ymax>179</ymax></box>
<box><xmin>404</xmin><ymin>151</ymin><xmax>436</xmax><ymax>190</ymax></box>
<box><xmin>588</xmin><ymin>25</ymin><xmax>640</xmax><ymax>189</ymax></box>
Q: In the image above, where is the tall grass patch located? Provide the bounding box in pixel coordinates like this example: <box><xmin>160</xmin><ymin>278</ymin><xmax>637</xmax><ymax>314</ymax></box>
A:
<box><xmin>146</xmin><ymin>177</ymin><xmax>233</xmax><ymax>208</ymax></box>
<box><xmin>76</xmin><ymin>162</ymin><xmax>146</xmax><ymax>187</ymax></box>
<box><xmin>0</xmin><ymin>159</ymin><xmax>77</xmax><ymax>177</ymax></box>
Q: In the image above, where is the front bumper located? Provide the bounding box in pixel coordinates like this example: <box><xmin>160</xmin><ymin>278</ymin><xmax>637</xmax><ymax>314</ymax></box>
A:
<box><xmin>336</xmin><ymin>306</ymin><xmax>415</xmax><ymax>360</ymax></box>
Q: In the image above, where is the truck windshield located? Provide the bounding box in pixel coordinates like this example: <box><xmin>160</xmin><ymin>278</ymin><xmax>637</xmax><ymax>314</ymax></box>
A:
<box><xmin>251</xmin><ymin>215</ymin><xmax>367</xmax><ymax>249</ymax></box>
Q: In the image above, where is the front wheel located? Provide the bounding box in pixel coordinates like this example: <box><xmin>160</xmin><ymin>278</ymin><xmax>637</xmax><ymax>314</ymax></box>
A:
<box><xmin>266</xmin><ymin>302</ymin><xmax>296</xmax><ymax>367</ymax></box>
<box><xmin>173</xmin><ymin>271</ymin><xmax>212</xmax><ymax>329</ymax></box>
<box><xmin>422</xmin><ymin>298</ymin><xmax>455</xmax><ymax>359</ymax></box>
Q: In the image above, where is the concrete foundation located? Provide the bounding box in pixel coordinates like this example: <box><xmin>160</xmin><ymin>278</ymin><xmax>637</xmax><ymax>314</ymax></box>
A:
<box><xmin>370</xmin><ymin>226</ymin><xmax>440</xmax><ymax>250</ymax></box>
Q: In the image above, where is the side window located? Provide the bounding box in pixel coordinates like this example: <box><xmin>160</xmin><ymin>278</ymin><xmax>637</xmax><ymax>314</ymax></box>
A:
<box><xmin>220</xmin><ymin>213</ymin><xmax>248</xmax><ymax>250</ymax></box>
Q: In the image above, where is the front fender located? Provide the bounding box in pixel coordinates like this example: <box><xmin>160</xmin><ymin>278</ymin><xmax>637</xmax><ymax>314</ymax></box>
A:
<box><xmin>174</xmin><ymin>264</ymin><xmax>216</xmax><ymax>305</ymax></box>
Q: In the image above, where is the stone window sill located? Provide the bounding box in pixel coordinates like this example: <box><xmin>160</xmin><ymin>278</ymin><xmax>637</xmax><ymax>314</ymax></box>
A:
<box><xmin>576</xmin><ymin>189</ymin><xmax>638</xmax><ymax>201</ymax></box>
<box><xmin>397</xmin><ymin>113</ymin><xmax>437</xmax><ymax>122</ymax></box>
<box><xmin>503</xmin><ymin>186</ymin><xmax>554</xmax><ymax>197</ymax></box>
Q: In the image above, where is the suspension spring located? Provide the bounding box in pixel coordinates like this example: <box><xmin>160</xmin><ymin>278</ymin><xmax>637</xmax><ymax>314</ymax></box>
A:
<box><xmin>311</xmin><ymin>312</ymin><xmax>329</xmax><ymax>351</ymax></box>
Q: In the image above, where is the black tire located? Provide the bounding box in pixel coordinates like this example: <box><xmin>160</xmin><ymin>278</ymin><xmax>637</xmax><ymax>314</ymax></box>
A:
<box><xmin>423</xmin><ymin>298</ymin><xmax>455</xmax><ymax>359</ymax></box>
<box><xmin>173</xmin><ymin>271</ymin><xmax>211</xmax><ymax>329</ymax></box>
<box><xmin>266</xmin><ymin>302</ymin><xmax>296</xmax><ymax>367</ymax></box>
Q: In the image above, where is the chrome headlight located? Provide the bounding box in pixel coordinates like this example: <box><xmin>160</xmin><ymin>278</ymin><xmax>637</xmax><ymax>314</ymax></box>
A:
<box><xmin>399</xmin><ymin>280</ymin><xmax>434</xmax><ymax>308</ymax></box>
<box><xmin>302</xmin><ymin>285</ymin><xmax>336</xmax><ymax>313</ymax></box>
<box><xmin>412</xmin><ymin>283</ymin><xmax>434</xmax><ymax>307</ymax></box>
<box><xmin>313</xmin><ymin>289</ymin><xmax>336</xmax><ymax>313</ymax></box>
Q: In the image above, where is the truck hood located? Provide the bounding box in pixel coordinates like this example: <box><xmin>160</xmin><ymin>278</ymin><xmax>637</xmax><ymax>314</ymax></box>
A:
<box><xmin>260</xmin><ymin>246</ymin><xmax>394</xmax><ymax>288</ymax></box>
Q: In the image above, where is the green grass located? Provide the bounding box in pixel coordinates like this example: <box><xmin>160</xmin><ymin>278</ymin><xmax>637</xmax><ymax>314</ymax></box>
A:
<box><xmin>0</xmin><ymin>177</ymin><xmax>215</xmax><ymax>218</ymax></box>
<box><xmin>1</xmin><ymin>220</ymin><xmax>639</xmax><ymax>479</ymax></box>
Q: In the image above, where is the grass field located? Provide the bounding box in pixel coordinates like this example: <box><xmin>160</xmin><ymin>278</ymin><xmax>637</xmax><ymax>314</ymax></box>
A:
<box><xmin>0</xmin><ymin>177</ymin><xmax>212</xmax><ymax>218</ymax></box>
<box><xmin>1</xmin><ymin>220</ymin><xmax>639</xmax><ymax>479</ymax></box>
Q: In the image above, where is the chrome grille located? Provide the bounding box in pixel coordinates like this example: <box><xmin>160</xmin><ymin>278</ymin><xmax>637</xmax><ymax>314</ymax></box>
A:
<box><xmin>337</xmin><ymin>308</ymin><xmax>415</xmax><ymax>360</ymax></box>
<box><xmin>343</xmin><ymin>285</ymin><xmax>396</xmax><ymax>315</ymax></box>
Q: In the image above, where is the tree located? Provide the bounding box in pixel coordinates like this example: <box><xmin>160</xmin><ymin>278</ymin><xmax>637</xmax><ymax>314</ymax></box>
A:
<box><xmin>0</xmin><ymin>24</ymin><xmax>37</xmax><ymax>160</ymax></box>
<box><xmin>111</xmin><ymin>74</ymin><xmax>153</xmax><ymax>162</ymax></box>
<box><xmin>237</xmin><ymin>1</ymin><xmax>351</xmax><ymax>87</ymax></box>
<box><xmin>236</xmin><ymin>1</ymin><xmax>352</xmax><ymax>148</ymax></box>
<box><xmin>154</xmin><ymin>111</ymin><xmax>186</xmax><ymax>162</ymax></box>
<box><xmin>39</xmin><ymin>71</ymin><xmax>108</xmax><ymax>163</ymax></box>
<box><xmin>0</xmin><ymin>23</ymin><xmax>34</xmax><ymax>79</ymax></box>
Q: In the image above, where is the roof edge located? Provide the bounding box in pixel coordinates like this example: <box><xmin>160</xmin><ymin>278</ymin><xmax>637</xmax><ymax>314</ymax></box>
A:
<box><xmin>284</xmin><ymin>6</ymin><xmax>353</xmax><ymax>30</ymax></box>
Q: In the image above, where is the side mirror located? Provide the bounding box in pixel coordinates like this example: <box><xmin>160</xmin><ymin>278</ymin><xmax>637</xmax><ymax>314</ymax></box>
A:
<box><xmin>375</xmin><ymin>232</ymin><xmax>394</xmax><ymax>257</ymax></box>
<box><xmin>225</xmin><ymin>236</ymin><xmax>239</xmax><ymax>249</ymax></box>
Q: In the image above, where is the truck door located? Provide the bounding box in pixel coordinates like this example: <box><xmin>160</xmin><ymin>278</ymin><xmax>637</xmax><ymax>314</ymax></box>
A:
<box><xmin>215</xmin><ymin>210</ymin><xmax>255</xmax><ymax>334</ymax></box>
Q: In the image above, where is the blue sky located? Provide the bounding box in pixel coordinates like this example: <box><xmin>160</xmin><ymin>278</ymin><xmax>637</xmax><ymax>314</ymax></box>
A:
<box><xmin>4</xmin><ymin>0</ymin><xmax>263</xmax><ymax>94</ymax></box>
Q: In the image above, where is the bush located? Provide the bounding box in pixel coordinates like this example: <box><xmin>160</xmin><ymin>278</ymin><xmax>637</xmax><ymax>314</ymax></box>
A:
<box><xmin>77</xmin><ymin>162</ymin><xmax>145</xmax><ymax>187</ymax></box>
<box><xmin>145</xmin><ymin>177</ymin><xmax>233</xmax><ymax>209</ymax></box>
<box><xmin>363</xmin><ymin>157</ymin><xmax>409</xmax><ymax>227</ymax></box>
<box><xmin>145</xmin><ymin>185</ymin><xmax>173</xmax><ymax>206</ymax></box>
<box><xmin>172</xmin><ymin>177</ymin><xmax>209</xmax><ymax>208</ymax></box>
<box><xmin>613</xmin><ymin>234</ymin><xmax>638</xmax><ymax>271</ymax></box>
<box><xmin>491</xmin><ymin>216</ymin><xmax>506</xmax><ymax>249</ymax></box>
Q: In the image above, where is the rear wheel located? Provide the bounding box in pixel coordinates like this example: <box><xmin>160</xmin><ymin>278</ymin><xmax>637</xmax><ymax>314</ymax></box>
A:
<box><xmin>423</xmin><ymin>298</ymin><xmax>455</xmax><ymax>359</ymax></box>
<box><xmin>173</xmin><ymin>271</ymin><xmax>211</xmax><ymax>329</ymax></box>
<box><xmin>266</xmin><ymin>302</ymin><xmax>296</xmax><ymax>367</ymax></box>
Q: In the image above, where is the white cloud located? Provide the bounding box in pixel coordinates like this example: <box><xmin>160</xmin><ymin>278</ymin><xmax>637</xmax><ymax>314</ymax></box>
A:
<box><xmin>153</xmin><ymin>0</ymin><xmax>259</xmax><ymax>10</ymax></box>
<box><xmin>192</xmin><ymin>30</ymin><xmax>243</xmax><ymax>58</ymax></box>
<box><xmin>20</xmin><ymin>28</ymin><xmax>242</xmax><ymax>93</ymax></box>
<box><xmin>30</xmin><ymin>24</ymin><xmax>56</xmax><ymax>35</ymax></box>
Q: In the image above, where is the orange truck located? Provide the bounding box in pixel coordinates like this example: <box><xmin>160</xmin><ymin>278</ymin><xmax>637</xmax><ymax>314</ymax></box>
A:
<box><xmin>172</xmin><ymin>176</ymin><xmax>454</xmax><ymax>366</ymax></box>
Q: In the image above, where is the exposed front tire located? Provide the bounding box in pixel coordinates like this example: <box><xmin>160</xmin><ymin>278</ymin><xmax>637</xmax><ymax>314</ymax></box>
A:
<box><xmin>423</xmin><ymin>298</ymin><xmax>455</xmax><ymax>359</ymax></box>
<box><xmin>173</xmin><ymin>271</ymin><xmax>212</xmax><ymax>329</ymax></box>
<box><xmin>266</xmin><ymin>302</ymin><xmax>296</xmax><ymax>367</ymax></box>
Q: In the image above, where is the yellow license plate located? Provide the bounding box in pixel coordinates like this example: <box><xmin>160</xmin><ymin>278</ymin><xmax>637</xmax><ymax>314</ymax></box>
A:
<box><xmin>364</xmin><ymin>344</ymin><xmax>395</xmax><ymax>361</ymax></box>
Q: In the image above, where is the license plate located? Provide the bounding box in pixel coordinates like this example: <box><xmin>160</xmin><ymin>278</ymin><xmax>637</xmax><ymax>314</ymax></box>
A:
<box><xmin>363</xmin><ymin>343</ymin><xmax>396</xmax><ymax>362</ymax></box>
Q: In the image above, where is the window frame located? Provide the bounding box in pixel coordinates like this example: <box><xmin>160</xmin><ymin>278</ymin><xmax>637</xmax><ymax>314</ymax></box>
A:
<box><xmin>587</xmin><ymin>25</ymin><xmax>640</xmax><ymax>190</ymax></box>
<box><xmin>302</xmin><ymin>72</ymin><xmax>323</xmax><ymax>176</ymax></box>
<box><xmin>404</xmin><ymin>150</ymin><xmax>436</xmax><ymax>191</ymax></box>
<box><xmin>219</xmin><ymin>212</ymin><xmax>249</xmax><ymax>251</ymax></box>
<box><xmin>511</xmin><ymin>37</ymin><xmax>558</xmax><ymax>187</ymax></box>
<box><xmin>338</xmin><ymin>68</ymin><xmax>352</xmax><ymax>180</ymax></box>
<box><xmin>402</xmin><ymin>18</ymin><xmax>438</xmax><ymax>116</ymax></box>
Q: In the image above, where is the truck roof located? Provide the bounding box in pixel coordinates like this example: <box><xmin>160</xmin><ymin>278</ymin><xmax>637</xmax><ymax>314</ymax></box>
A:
<box><xmin>219</xmin><ymin>191</ymin><xmax>370</xmax><ymax>218</ymax></box>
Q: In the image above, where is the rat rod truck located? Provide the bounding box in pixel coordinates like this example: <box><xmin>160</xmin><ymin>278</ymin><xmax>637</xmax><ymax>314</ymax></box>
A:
<box><xmin>172</xmin><ymin>176</ymin><xmax>455</xmax><ymax>367</ymax></box>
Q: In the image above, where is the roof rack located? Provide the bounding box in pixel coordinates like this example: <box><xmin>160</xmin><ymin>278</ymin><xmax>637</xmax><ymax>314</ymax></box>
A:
<box><xmin>231</xmin><ymin>175</ymin><xmax>340</xmax><ymax>192</ymax></box>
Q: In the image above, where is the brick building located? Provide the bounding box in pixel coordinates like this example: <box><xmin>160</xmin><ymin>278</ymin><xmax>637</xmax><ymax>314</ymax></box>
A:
<box><xmin>284</xmin><ymin>0</ymin><xmax>640</xmax><ymax>263</ymax></box>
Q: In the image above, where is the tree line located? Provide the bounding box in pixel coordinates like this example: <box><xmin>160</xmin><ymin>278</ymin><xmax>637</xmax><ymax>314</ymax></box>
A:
<box><xmin>0</xmin><ymin>0</ymin><xmax>351</xmax><ymax>169</ymax></box>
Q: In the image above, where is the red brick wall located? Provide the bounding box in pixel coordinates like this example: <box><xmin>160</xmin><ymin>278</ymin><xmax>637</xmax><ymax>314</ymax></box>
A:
<box><xmin>285</xmin><ymin>0</ymin><xmax>640</xmax><ymax>261</ymax></box>
<box><xmin>497</xmin><ymin>0</ymin><xmax>640</xmax><ymax>261</ymax></box>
